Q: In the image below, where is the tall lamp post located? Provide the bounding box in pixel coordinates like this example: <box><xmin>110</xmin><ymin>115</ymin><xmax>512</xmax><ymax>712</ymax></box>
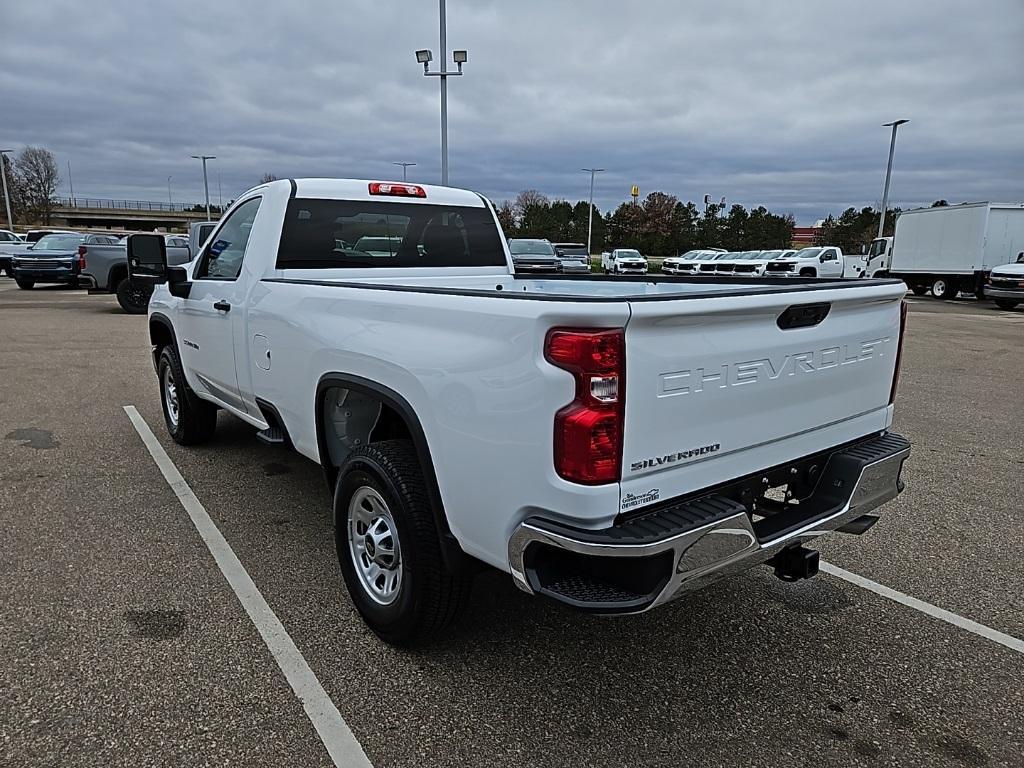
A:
<box><xmin>167</xmin><ymin>176</ymin><xmax>173</xmax><ymax>206</ymax></box>
<box><xmin>0</xmin><ymin>149</ymin><xmax>13</xmax><ymax>228</ymax></box>
<box><xmin>415</xmin><ymin>0</ymin><xmax>467</xmax><ymax>186</ymax></box>
<box><xmin>582</xmin><ymin>167</ymin><xmax>605</xmax><ymax>255</ymax></box>
<box><xmin>877</xmin><ymin>119</ymin><xmax>908</xmax><ymax>239</ymax></box>
<box><xmin>392</xmin><ymin>161</ymin><xmax>416</xmax><ymax>181</ymax></box>
<box><xmin>191</xmin><ymin>154</ymin><xmax>216</xmax><ymax>220</ymax></box>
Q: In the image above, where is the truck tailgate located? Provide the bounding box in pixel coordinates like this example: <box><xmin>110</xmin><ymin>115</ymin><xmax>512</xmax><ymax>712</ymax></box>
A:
<box><xmin>619</xmin><ymin>282</ymin><xmax>906</xmax><ymax>513</ymax></box>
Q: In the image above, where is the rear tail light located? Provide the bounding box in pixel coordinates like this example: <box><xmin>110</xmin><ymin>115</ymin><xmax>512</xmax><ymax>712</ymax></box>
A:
<box><xmin>545</xmin><ymin>328</ymin><xmax>625</xmax><ymax>484</ymax></box>
<box><xmin>77</xmin><ymin>245</ymin><xmax>87</xmax><ymax>270</ymax></box>
<box><xmin>368</xmin><ymin>182</ymin><xmax>426</xmax><ymax>198</ymax></box>
<box><xmin>889</xmin><ymin>300</ymin><xmax>908</xmax><ymax>404</ymax></box>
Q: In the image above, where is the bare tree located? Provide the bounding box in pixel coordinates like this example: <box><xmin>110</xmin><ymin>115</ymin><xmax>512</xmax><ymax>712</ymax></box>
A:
<box><xmin>259</xmin><ymin>173</ymin><xmax>279</xmax><ymax>184</ymax></box>
<box><xmin>513</xmin><ymin>189</ymin><xmax>549</xmax><ymax>219</ymax></box>
<box><xmin>16</xmin><ymin>146</ymin><xmax>60</xmax><ymax>224</ymax></box>
<box><xmin>0</xmin><ymin>153</ymin><xmax>22</xmax><ymax>226</ymax></box>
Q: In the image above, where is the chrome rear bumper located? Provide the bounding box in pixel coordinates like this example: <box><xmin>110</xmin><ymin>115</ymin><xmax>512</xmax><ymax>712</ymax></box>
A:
<box><xmin>508</xmin><ymin>432</ymin><xmax>910</xmax><ymax>613</ymax></box>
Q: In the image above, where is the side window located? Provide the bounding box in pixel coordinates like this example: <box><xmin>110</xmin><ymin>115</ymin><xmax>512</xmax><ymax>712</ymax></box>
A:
<box><xmin>195</xmin><ymin>197</ymin><xmax>261</xmax><ymax>280</ymax></box>
<box><xmin>824</xmin><ymin>249</ymin><xmax>838</xmax><ymax>261</ymax></box>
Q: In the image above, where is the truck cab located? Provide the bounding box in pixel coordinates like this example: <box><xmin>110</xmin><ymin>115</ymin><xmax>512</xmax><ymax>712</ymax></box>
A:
<box><xmin>864</xmin><ymin>237</ymin><xmax>894</xmax><ymax>278</ymax></box>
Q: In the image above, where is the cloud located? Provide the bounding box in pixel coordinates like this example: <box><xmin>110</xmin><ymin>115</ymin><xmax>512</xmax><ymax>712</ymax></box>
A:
<box><xmin>2</xmin><ymin>0</ymin><xmax>1022</xmax><ymax>222</ymax></box>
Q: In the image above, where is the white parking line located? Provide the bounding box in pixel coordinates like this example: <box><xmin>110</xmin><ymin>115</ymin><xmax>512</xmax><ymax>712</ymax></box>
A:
<box><xmin>821</xmin><ymin>561</ymin><xmax>1024</xmax><ymax>655</ymax></box>
<box><xmin>123</xmin><ymin>406</ymin><xmax>373</xmax><ymax>768</ymax></box>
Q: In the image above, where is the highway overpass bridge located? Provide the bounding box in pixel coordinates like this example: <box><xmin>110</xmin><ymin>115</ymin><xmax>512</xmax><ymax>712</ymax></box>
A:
<box><xmin>46</xmin><ymin>198</ymin><xmax>221</xmax><ymax>231</ymax></box>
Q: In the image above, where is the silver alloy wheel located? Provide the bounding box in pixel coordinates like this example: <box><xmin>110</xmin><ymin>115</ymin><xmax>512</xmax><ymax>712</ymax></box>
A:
<box><xmin>348</xmin><ymin>486</ymin><xmax>402</xmax><ymax>605</ymax></box>
<box><xmin>163</xmin><ymin>365</ymin><xmax>179</xmax><ymax>428</ymax></box>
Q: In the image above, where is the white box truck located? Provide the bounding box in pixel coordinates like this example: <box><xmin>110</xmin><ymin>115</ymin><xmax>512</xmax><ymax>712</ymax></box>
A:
<box><xmin>871</xmin><ymin>202</ymin><xmax>1024</xmax><ymax>300</ymax></box>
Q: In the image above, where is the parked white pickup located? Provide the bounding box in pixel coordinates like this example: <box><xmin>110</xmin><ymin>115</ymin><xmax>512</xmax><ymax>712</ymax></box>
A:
<box><xmin>127</xmin><ymin>178</ymin><xmax>911</xmax><ymax>645</ymax></box>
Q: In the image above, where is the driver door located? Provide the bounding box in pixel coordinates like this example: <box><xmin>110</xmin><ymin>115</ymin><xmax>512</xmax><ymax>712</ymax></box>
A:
<box><xmin>176</xmin><ymin>197</ymin><xmax>262</xmax><ymax>414</ymax></box>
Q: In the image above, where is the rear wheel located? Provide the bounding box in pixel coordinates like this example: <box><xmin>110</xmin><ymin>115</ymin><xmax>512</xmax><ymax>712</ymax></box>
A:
<box><xmin>158</xmin><ymin>345</ymin><xmax>218</xmax><ymax>445</ymax></box>
<box><xmin>335</xmin><ymin>439</ymin><xmax>472</xmax><ymax>646</ymax></box>
<box><xmin>911</xmin><ymin>284</ymin><xmax>928</xmax><ymax>296</ymax></box>
<box><xmin>15</xmin><ymin>278</ymin><xmax>34</xmax><ymax>289</ymax></box>
<box><xmin>931</xmin><ymin>277</ymin><xmax>958</xmax><ymax>300</ymax></box>
<box><xmin>994</xmin><ymin>299</ymin><xmax>1019</xmax><ymax>310</ymax></box>
<box><xmin>116</xmin><ymin>277</ymin><xmax>153</xmax><ymax>314</ymax></box>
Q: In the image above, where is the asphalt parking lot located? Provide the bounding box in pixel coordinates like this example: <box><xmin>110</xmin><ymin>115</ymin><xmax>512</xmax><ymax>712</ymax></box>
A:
<box><xmin>2</xmin><ymin>279</ymin><xmax>1022</xmax><ymax>768</ymax></box>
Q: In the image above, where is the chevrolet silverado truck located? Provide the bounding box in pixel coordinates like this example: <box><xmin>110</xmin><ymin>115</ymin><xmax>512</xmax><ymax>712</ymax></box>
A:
<box><xmin>126</xmin><ymin>178</ymin><xmax>912</xmax><ymax>646</ymax></box>
<box><xmin>81</xmin><ymin>222</ymin><xmax>216</xmax><ymax>313</ymax></box>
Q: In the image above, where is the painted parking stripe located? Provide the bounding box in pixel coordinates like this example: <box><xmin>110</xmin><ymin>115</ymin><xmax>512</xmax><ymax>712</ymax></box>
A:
<box><xmin>123</xmin><ymin>406</ymin><xmax>373</xmax><ymax>768</ymax></box>
<box><xmin>821</xmin><ymin>561</ymin><xmax>1024</xmax><ymax>655</ymax></box>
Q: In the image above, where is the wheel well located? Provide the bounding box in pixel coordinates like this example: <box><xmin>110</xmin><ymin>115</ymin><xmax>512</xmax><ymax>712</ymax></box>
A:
<box><xmin>799</xmin><ymin>267</ymin><xmax>817</xmax><ymax>277</ymax></box>
<box><xmin>319</xmin><ymin>385</ymin><xmax>411</xmax><ymax>487</ymax></box>
<box><xmin>109</xmin><ymin>262</ymin><xmax>127</xmax><ymax>292</ymax></box>
<box><xmin>149</xmin><ymin>318</ymin><xmax>173</xmax><ymax>353</ymax></box>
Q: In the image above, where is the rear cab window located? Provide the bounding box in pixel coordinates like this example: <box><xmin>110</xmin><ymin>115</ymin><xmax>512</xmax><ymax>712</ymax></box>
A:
<box><xmin>276</xmin><ymin>199</ymin><xmax>506</xmax><ymax>269</ymax></box>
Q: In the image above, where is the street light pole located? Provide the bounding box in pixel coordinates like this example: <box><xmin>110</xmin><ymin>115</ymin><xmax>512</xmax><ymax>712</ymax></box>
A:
<box><xmin>392</xmin><ymin>162</ymin><xmax>416</xmax><ymax>181</ymax></box>
<box><xmin>167</xmin><ymin>176</ymin><xmax>173</xmax><ymax>206</ymax></box>
<box><xmin>877</xmin><ymin>119</ymin><xmax>908</xmax><ymax>239</ymax></box>
<box><xmin>416</xmin><ymin>0</ymin><xmax>467</xmax><ymax>186</ymax></box>
<box><xmin>0</xmin><ymin>149</ymin><xmax>14</xmax><ymax>228</ymax></box>
<box><xmin>582</xmin><ymin>167</ymin><xmax>605</xmax><ymax>255</ymax></box>
<box><xmin>67</xmin><ymin>161</ymin><xmax>75</xmax><ymax>205</ymax></box>
<box><xmin>191</xmin><ymin>155</ymin><xmax>216</xmax><ymax>220</ymax></box>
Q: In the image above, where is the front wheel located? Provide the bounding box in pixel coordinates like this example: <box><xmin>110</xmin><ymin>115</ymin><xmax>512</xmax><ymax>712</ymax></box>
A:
<box><xmin>335</xmin><ymin>440</ymin><xmax>472</xmax><ymax>646</ymax></box>
<box><xmin>158</xmin><ymin>346</ymin><xmax>218</xmax><ymax>445</ymax></box>
<box><xmin>15</xmin><ymin>278</ymin><xmax>34</xmax><ymax>289</ymax></box>
<box><xmin>116</xmin><ymin>277</ymin><xmax>153</xmax><ymax>314</ymax></box>
<box><xmin>994</xmin><ymin>299</ymin><xmax>1019</xmax><ymax>310</ymax></box>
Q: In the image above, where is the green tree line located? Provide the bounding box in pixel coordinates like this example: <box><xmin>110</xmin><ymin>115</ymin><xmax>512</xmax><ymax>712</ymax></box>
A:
<box><xmin>497</xmin><ymin>190</ymin><xmax>795</xmax><ymax>256</ymax></box>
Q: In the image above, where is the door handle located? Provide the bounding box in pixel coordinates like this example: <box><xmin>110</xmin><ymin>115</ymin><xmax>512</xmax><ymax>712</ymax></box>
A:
<box><xmin>213</xmin><ymin>300</ymin><xmax>231</xmax><ymax>312</ymax></box>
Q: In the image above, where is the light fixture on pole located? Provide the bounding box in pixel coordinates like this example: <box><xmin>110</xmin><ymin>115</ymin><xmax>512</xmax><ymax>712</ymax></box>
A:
<box><xmin>392</xmin><ymin>161</ymin><xmax>417</xmax><ymax>181</ymax></box>
<box><xmin>877</xmin><ymin>119</ymin><xmax>908</xmax><ymax>239</ymax></box>
<box><xmin>582</xmin><ymin>168</ymin><xmax>605</xmax><ymax>256</ymax></box>
<box><xmin>191</xmin><ymin>155</ymin><xmax>216</xmax><ymax>220</ymax></box>
<box><xmin>0</xmin><ymin>149</ymin><xmax>14</xmax><ymax>227</ymax></box>
<box><xmin>415</xmin><ymin>0</ymin><xmax>467</xmax><ymax>186</ymax></box>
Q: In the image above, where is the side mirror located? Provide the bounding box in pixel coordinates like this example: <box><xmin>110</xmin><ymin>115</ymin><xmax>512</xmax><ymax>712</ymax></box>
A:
<box><xmin>127</xmin><ymin>234</ymin><xmax>168</xmax><ymax>284</ymax></box>
<box><xmin>819</xmin><ymin>254</ymin><xmax>827</xmax><ymax>263</ymax></box>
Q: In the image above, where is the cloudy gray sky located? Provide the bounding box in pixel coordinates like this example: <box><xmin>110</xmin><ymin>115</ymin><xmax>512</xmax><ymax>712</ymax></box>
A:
<box><xmin>2</xmin><ymin>0</ymin><xmax>1022</xmax><ymax>223</ymax></box>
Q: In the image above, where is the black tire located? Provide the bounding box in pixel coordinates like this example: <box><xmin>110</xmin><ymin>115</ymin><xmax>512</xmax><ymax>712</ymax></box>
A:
<box><xmin>334</xmin><ymin>439</ymin><xmax>472</xmax><ymax>646</ymax></box>
<box><xmin>974</xmin><ymin>286</ymin><xmax>986</xmax><ymax>301</ymax></box>
<box><xmin>911</xmin><ymin>284</ymin><xmax>928</xmax><ymax>296</ymax></box>
<box><xmin>994</xmin><ymin>299</ymin><xmax>1019</xmax><ymax>310</ymax></box>
<box><xmin>157</xmin><ymin>345</ymin><xmax>217</xmax><ymax>445</ymax></box>
<box><xmin>3</xmin><ymin>266</ymin><xmax>12</xmax><ymax>278</ymax></box>
<box><xmin>116</xmin><ymin>277</ymin><xmax>153</xmax><ymax>314</ymax></box>
<box><xmin>799</xmin><ymin>268</ymin><xmax>817</xmax><ymax>278</ymax></box>
<box><xmin>931</xmin><ymin>276</ymin><xmax>958</xmax><ymax>300</ymax></box>
<box><xmin>15</xmin><ymin>278</ymin><xmax>34</xmax><ymax>289</ymax></box>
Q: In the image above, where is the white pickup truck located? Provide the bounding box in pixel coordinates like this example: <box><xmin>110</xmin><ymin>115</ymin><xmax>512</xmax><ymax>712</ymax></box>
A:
<box><xmin>127</xmin><ymin>178</ymin><xmax>911</xmax><ymax>646</ymax></box>
<box><xmin>763</xmin><ymin>246</ymin><xmax>848</xmax><ymax>279</ymax></box>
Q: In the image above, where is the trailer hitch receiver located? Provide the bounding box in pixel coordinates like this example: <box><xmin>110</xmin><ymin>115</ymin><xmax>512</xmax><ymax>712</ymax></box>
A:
<box><xmin>769</xmin><ymin>545</ymin><xmax>820</xmax><ymax>582</ymax></box>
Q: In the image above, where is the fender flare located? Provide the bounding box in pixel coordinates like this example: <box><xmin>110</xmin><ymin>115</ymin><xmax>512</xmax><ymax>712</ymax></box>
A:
<box><xmin>315</xmin><ymin>372</ymin><xmax>467</xmax><ymax>569</ymax></box>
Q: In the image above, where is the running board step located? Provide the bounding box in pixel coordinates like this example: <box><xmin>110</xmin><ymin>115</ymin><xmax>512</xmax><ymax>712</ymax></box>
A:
<box><xmin>256</xmin><ymin>426</ymin><xmax>287</xmax><ymax>446</ymax></box>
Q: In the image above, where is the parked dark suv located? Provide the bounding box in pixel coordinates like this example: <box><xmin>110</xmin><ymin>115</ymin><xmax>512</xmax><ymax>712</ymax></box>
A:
<box><xmin>11</xmin><ymin>233</ymin><xmax>119</xmax><ymax>289</ymax></box>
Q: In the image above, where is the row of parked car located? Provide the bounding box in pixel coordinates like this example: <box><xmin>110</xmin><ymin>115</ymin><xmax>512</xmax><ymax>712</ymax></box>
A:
<box><xmin>0</xmin><ymin>227</ymin><xmax>195</xmax><ymax>311</ymax></box>
<box><xmin>506</xmin><ymin>238</ymin><xmax>858</xmax><ymax>280</ymax></box>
